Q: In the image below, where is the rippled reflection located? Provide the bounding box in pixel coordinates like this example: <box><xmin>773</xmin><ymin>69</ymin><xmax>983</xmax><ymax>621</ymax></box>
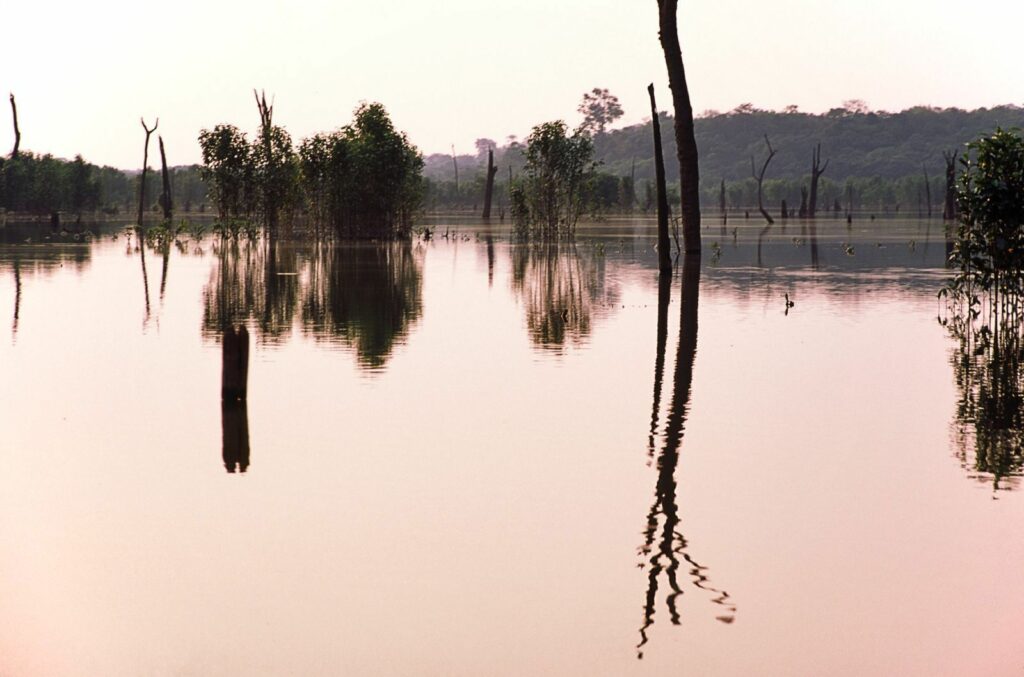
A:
<box><xmin>300</xmin><ymin>243</ymin><xmax>423</xmax><ymax>369</ymax></box>
<box><xmin>202</xmin><ymin>239</ymin><xmax>423</xmax><ymax>370</ymax></box>
<box><xmin>510</xmin><ymin>242</ymin><xmax>618</xmax><ymax>350</ymax></box>
<box><xmin>637</xmin><ymin>258</ymin><xmax>735</xmax><ymax>660</ymax></box>
<box><xmin>944</xmin><ymin>294</ymin><xmax>1024</xmax><ymax>491</ymax></box>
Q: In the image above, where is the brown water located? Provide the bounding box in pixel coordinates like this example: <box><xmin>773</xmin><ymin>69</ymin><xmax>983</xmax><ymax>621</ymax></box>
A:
<box><xmin>1</xmin><ymin>218</ymin><xmax>1022</xmax><ymax>676</ymax></box>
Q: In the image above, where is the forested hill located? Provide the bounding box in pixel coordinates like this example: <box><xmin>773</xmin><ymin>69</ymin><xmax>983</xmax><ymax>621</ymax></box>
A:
<box><xmin>599</xmin><ymin>105</ymin><xmax>1024</xmax><ymax>185</ymax></box>
<box><xmin>424</xmin><ymin>105</ymin><xmax>1024</xmax><ymax>189</ymax></box>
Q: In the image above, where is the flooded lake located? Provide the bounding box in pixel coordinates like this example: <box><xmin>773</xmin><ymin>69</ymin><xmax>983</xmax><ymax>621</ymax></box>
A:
<box><xmin>1</xmin><ymin>217</ymin><xmax>1022</xmax><ymax>676</ymax></box>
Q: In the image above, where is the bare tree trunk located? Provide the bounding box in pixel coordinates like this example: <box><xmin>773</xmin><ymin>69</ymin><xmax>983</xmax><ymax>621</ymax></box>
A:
<box><xmin>451</xmin><ymin>144</ymin><xmax>459</xmax><ymax>197</ymax></box>
<box><xmin>159</xmin><ymin>135</ymin><xmax>172</xmax><ymax>221</ymax></box>
<box><xmin>8</xmin><ymin>93</ymin><xmax>20</xmax><ymax>159</ymax></box>
<box><xmin>255</xmin><ymin>90</ymin><xmax>278</xmax><ymax>235</ymax></box>
<box><xmin>942</xmin><ymin>150</ymin><xmax>958</xmax><ymax>221</ymax></box>
<box><xmin>222</xmin><ymin>324</ymin><xmax>250</xmax><ymax>401</ymax></box>
<box><xmin>719</xmin><ymin>178</ymin><xmax>727</xmax><ymax>225</ymax></box>
<box><xmin>482</xmin><ymin>148</ymin><xmax>497</xmax><ymax>218</ymax></box>
<box><xmin>657</xmin><ymin>0</ymin><xmax>701</xmax><ymax>255</ymax></box>
<box><xmin>751</xmin><ymin>135</ymin><xmax>776</xmax><ymax>225</ymax></box>
<box><xmin>137</xmin><ymin>118</ymin><xmax>158</xmax><ymax>228</ymax></box>
<box><xmin>649</xmin><ymin>84</ymin><xmax>672</xmax><ymax>275</ymax></box>
<box><xmin>923</xmin><ymin>164</ymin><xmax>932</xmax><ymax>218</ymax></box>
<box><xmin>808</xmin><ymin>143</ymin><xmax>828</xmax><ymax>217</ymax></box>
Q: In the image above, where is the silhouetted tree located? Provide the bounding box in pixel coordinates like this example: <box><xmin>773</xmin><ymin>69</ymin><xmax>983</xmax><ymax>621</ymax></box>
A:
<box><xmin>751</xmin><ymin>135</ymin><xmax>776</xmax><ymax>224</ymax></box>
<box><xmin>656</xmin><ymin>0</ymin><xmax>701</xmax><ymax>254</ymax></box>
<box><xmin>158</xmin><ymin>136</ymin><xmax>172</xmax><ymax>221</ymax></box>
<box><xmin>809</xmin><ymin>143</ymin><xmax>828</xmax><ymax>217</ymax></box>
<box><xmin>8</xmin><ymin>93</ymin><xmax>20</xmax><ymax>159</ymax></box>
<box><xmin>482</xmin><ymin>148</ymin><xmax>497</xmax><ymax>218</ymax></box>
<box><xmin>649</xmin><ymin>84</ymin><xmax>672</xmax><ymax>274</ymax></box>
<box><xmin>578</xmin><ymin>88</ymin><xmax>624</xmax><ymax>135</ymax></box>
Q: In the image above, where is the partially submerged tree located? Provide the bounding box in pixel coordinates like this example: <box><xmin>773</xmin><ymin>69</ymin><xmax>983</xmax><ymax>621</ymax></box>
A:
<box><xmin>9</xmin><ymin>93</ymin><xmax>20</xmax><ymax>159</ymax></box>
<box><xmin>656</xmin><ymin>0</ymin><xmax>701</xmax><ymax>255</ymax></box>
<box><xmin>648</xmin><ymin>84</ymin><xmax>672</xmax><ymax>274</ymax></box>
<box><xmin>751</xmin><ymin>135</ymin><xmax>776</xmax><ymax>224</ymax></box>
<box><xmin>137</xmin><ymin>117</ymin><xmax>158</xmax><ymax>228</ymax></box>
<box><xmin>943</xmin><ymin>149</ymin><xmax>959</xmax><ymax>221</ymax></box>
<box><xmin>198</xmin><ymin>124</ymin><xmax>253</xmax><ymax>221</ymax></box>
<box><xmin>482</xmin><ymin>147</ymin><xmax>497</xmax><ymax>218</ymax></box>
<box><xmin>158</xmin><ymin>136</ymin><xmax>172</xmax><ymax>221</ymax></box>
<box><xmin>808</xmin><ymin>143</ymin><xmax>828</xmax><ymax>217</ymax></box>
<box><xmin>510</xmin><ymin>120</ymin><xmax>596</xmax><ymax>239</ymax></box>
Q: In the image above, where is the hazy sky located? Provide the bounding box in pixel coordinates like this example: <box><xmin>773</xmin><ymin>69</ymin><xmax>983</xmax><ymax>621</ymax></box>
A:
<box><xmin>2</xmin><ymin>0</ymin><xmax>1021</xmax><ymax>169</ymax></box>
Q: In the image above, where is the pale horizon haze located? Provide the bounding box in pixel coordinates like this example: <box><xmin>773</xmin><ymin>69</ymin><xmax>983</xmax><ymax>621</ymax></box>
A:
<box><xmin>1</xmin><ymin>0</ymin><xmax>1021</xmax><ymax>169</ymax></box>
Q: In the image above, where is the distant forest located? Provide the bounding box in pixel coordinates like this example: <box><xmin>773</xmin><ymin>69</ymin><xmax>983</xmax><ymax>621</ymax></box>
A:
<box><xmin>424</xmin><ymin>104</ymin><xmax>1024</xmax><ymax>214</ymax></box>
<box><xmin>3</xmin><ymin>103</ymin><xmax>1023</xmax><ymax>219</ymax></box>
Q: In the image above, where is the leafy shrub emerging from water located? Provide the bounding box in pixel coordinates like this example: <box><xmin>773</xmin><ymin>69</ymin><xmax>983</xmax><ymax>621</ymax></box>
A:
<box><xmin>511</xmin><ymin>121</ymin><xmax>597</xmax><ymax>239</ymax></box>
<box><xmin>942</xmin><ymin>128</ymin><xmax>1024</xmax><ymax>491</ymax></box>
<box><xmin>200</xmin><ymin>102</ymin><xmax>422</xmax><ymax>239</ymax></box>
<box><xmin>947</xmin><ymin>128</ymin><xmax>1024</xmax><ymax>307</ymax></box>
<box><xmin>298</xmin><ymin>103</ymin><xmax>424</xmax><ymax>239</ymax></box>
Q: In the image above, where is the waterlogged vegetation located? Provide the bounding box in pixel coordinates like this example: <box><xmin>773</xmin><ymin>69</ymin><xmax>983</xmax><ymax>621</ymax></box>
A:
<box><xmin>200</xmin><ymin>98</ymin><xmax>424</xmax><ymax>240</ymax></box>
<box><xmin>5</xmin><ymin>2</ymin><xmax>1024</xmax><ymax>674</ymax></box>
<box><xmin>941</xmin><ymin>128</ymin><xmax>1024</xmax><ymax>490</ymax></box>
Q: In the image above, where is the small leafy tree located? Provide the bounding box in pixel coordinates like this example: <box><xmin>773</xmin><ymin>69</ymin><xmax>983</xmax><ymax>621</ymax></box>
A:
<box><xmin>942</xmin><ymin>128</ymin><xmax>1024</xmax><ymax>491</ymax></box>
<box><xmin>948</xmin><ymin>128</ymin><xmax>1024</xmax><ymax>308</ymax></box>
<box><xmin>511</xmin><ymin>121</ymin><xmax>596</xmax><ymax>239</ymax></box>
<box><xmin>198</xmin><ymin>125</ymin><xmax>253</xmax><ymax>221</ymax></box>
<box><xmin>578</xmin><ymin>88</ymin><xmax>624</xmax><ymax>136</ymax></box>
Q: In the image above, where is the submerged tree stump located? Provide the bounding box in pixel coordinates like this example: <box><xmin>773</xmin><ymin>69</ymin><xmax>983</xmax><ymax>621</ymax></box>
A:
<box><xmin>222</xmin><ymin>325</ymin><xmax>250</xmax><ymax>401</ymax></box>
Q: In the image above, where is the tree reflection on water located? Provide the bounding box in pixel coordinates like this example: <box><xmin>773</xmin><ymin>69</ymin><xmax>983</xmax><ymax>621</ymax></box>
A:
<box><xmin>943</xmin><ymin>293</ymin><xmax>1024</xmax><ymax>492</ymax></box>
<box><xmin>202</xmin><ymin>239</ymin><xmax>423</xmax><ymax>371</ymax></box>
<box><xmin>638</xmin><ymin>257</ymin><xmax>735</xmax><ymax>659</ymax></box>
<box><xmin>509</xmin><ymin>242</ymin><xmax>618</xmax><ymax>350</ymax></box>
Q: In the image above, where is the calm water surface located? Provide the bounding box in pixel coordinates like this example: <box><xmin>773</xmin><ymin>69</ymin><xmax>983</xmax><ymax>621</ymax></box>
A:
<box><xmin>1</xmin><ymin>218</ymin><xmax>1022</xmax><ymax>676</ymax></box>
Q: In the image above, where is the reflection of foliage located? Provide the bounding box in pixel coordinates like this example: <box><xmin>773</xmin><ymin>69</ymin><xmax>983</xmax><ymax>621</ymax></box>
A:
<box><xmin>509</xmin><ymin>242</ymin><xmax>617</xmax><ymax>350</ymax></box>
<box><xmin>202</xmin><ymin>239</ymin><xmax>301</xmax><ymax>346</ymax></box>
<box><xmin>942</xmin><ymin>129</ymin><xmax>1024</xmax><ymax>491</ymax></box>
<box><xmin>947</xmin><ymin>129</ymin><xmax>1024</xmax><ymax>308</ymax></box>
<box><xmin>300</xmin><ymin>243</ymin><xmax>423</xmax><ymax>369</ymax></box>
<box><xmin>943</xmin><ymin>301</ymin><xmax>1024</xmax><ymax>491</ymax></box>
<box><xmin>202</xmin><ymin>239</ymin><xmax>423</xmax><ymax>370</ymax></box>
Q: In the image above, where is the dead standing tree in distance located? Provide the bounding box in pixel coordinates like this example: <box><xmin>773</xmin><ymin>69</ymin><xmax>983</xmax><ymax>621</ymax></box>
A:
<box><xmin>158</xmin><ymin>136</ymin><xmax>172</xmax><ymax>221</ymax></box>
<box><xmin>808</xmin><ymin>143</ymin><xmax>828</xmax><ymax>217</ymax></box>
<box><xmin>254</xmin><ymin>90</ymin><xmax>278</xmax><ymax>235</ymax></box>
<box><xmin>648</xmin><ymin>84</ymin><xmax>672</xmax><ymax>275</ymax></box>
<box><xmin>923</xmin><ymin>163</ymin><xmax>933</xmax><ymax>218</ymax></box>
<box><xmin>942</xmin><ymin>150</ymin><xmax>958</xmax><ymax>221</ymax></box>
<box><xmin>656</xmin><ymin>0</ymin><xmax>701</xmax><ymax>255</ymax></box>
<box><xmin>751</xmin><ymin>135</ymin><xmax>776</xmax><ymax>225</ymax></box>
<box><xmin>137</xmin><ymin>117</ymin><xmax>158</xmax><ymax>229</ymax></box>
<box><xmin>482</xmin><ymin>148</ymin><xmax>498</xmax><ymax>218</ymax></box>
<box><xmin>9</xmin><ymin>93</ymin><xmax>20</xmax><ymax>159</ymax></box>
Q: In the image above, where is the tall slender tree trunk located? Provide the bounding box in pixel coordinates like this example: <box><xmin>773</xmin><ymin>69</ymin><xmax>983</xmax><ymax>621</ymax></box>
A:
<box><xmin>137</xmin><ymin>118</ymin><xmax>158</xmax><ymax>229</ymax></box>
<box><xmin>159</xmin><ymin>136</ymin><xmax>172</xmax><ymax>221</ymax></box>
<box><xmin>8</xmin><ymin>94</ymin><xmax>20</xmax><ymax>159</ymax></box>
<box><xmin>657</xmin><ymin>0</ymin><xmax>701</xmax><ymax>255</ymax></box>
<box><xmin>649</xmin><ymin>84</ymin><xmax>672</xmax><ymax>275</ymax></box>
<box><xmin>482</xmin><ymin>148</ymin><xmax>497</xmax><ymax>218</ymax></box>
<box><xmin>942</xmin><ymin>150</ymin><xmax>958</xmax><ymax>221</ymax></box>
<box><xmin>809</xmin><ymin>143</ymin><xmax>828</xmax><ymax>217</ymax></box>
<box><xmin>923</xmin><ymin>164</ymin><xmax>932</xmax><ymax>218</ymax></box>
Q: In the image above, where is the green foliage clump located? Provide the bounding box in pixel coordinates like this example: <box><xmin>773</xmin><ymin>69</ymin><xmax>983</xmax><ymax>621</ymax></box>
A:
<box><xmin>201</xmin><ymin>101</ymin><xmax>422</xmax><ymax>239</ymax></box>
<box><xmin>949</xmin><ymin>128</ymin><xmax>1024</xmax><ymax>302</ymax></box>
<box><xmin>299</xmin><ymin>103</ymin><xmax>423</xmax><ymax>239</ymax></box>
<box><xmin>511</xmin><ymin>121</ymin><xmax>596</xmax><ymax>239</ymax></box>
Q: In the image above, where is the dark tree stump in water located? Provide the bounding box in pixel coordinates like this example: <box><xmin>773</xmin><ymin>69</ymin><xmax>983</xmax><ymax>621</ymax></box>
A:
<box><xmin>222</xmin><ymin>325</ymin><xmax>249</xmax><ymax>401</ymax></box>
